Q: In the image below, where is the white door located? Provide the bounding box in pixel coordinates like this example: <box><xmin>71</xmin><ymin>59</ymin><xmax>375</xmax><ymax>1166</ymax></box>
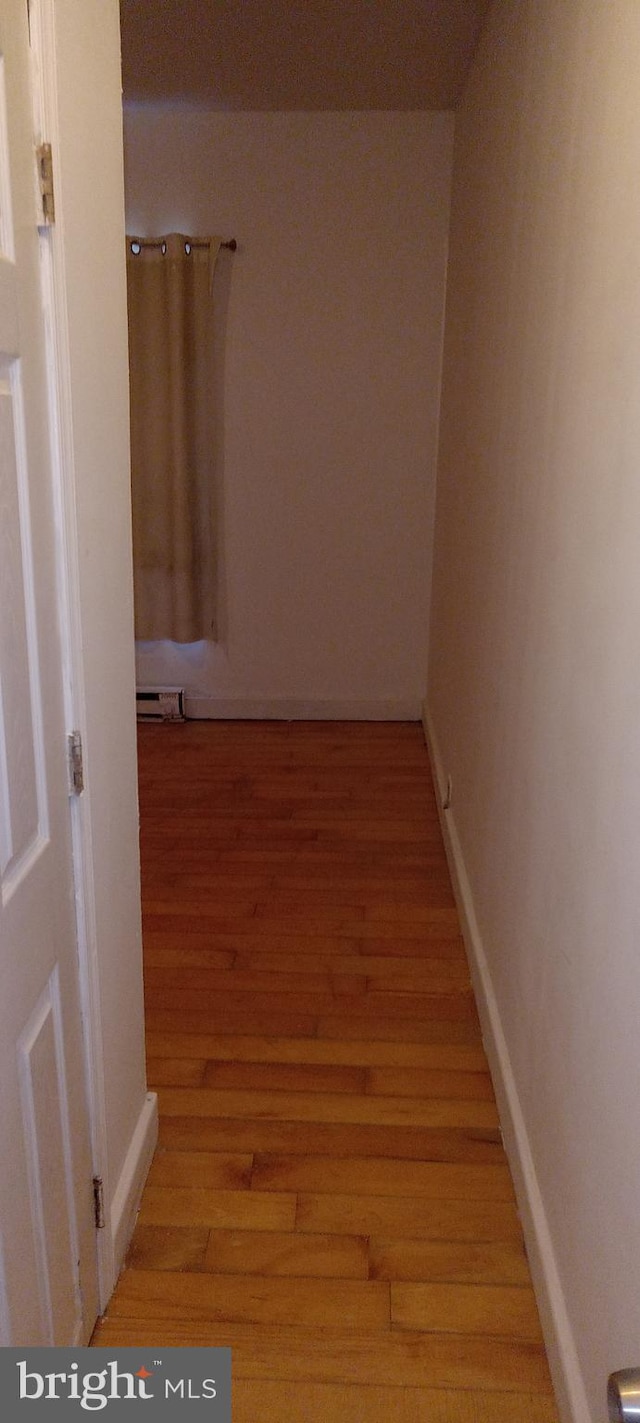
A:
<box><xmin>0</xmin><ymin>0</ymin><xmax>98</xmax><ymax>1345</ymax></box>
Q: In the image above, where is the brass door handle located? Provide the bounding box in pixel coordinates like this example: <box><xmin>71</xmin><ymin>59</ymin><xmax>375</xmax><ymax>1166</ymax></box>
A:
<box><xmin>608</xmin><ymin>1370</ymin><xmax>640</xmax><ymax>1421</ymax></box>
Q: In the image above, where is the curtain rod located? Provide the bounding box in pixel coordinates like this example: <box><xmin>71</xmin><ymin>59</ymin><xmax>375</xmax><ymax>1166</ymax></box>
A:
<box><xmin>188</xmin><ymin>238</ymin><xmax>237</xmax><ymax>251</ymax></box>
<box><xmin>129</xmin><ymin>236</ymin><xmax>237</xmax><ymax>252</ymax></box>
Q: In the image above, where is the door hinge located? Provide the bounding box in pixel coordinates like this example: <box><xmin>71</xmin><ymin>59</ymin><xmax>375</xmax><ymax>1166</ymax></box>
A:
<box><xmin>67</xmin><ymin>730</ymin><xmax>84</xmax><ymax>796</ymax></box>
<box><xmin>36</xmin><ymin>142</ymin><xmax>55</xmax><ymax>224</ymax></box>
<box><xmin>92</xmin><ymin>1176</ymin><xmax>105</xmax><ymax>1231</ymax></box>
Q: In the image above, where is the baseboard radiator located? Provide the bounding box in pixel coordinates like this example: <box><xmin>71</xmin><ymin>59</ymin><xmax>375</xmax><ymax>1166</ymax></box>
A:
<box><xmin>136</xmin><ymin>686</ymin><xmax>185</xmax><ymax>722</ymax></box>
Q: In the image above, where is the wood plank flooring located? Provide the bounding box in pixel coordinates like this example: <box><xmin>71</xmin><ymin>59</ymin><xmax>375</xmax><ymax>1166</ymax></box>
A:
<box><xmin>92</xmin><ymin>721</ymin><xmax>559</xmax><ymax>1421</ymax></box>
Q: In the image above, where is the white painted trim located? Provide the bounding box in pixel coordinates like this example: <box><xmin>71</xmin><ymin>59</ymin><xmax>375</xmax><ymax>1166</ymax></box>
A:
<box><xmin>185</xmin><ymin>696</ymin><xmax>422</xmax><ymax>721</ymax></box>
<box><xmin>28</xmin><ymin>0</ymin><xmax>111</xmax><ymax>1315</ymax></box>
<box><xmin>109</xmin><ymin>1093</ymin><xmax>158</xmax><ymax>1280</ymax></box>
<box><xmin>422</xmin><ymin>699</ymin><xmax>590</xmax><ymax>1423</ymax></box>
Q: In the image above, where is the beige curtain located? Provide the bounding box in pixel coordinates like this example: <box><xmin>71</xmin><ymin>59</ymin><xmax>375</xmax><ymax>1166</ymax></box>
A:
<box><xmin>126</xmin><ymin>232</ymin><xmax>222</xmax><ymax>642</ymax></box>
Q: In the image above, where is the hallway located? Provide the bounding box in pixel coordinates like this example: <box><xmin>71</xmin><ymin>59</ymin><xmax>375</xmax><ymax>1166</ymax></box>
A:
<box><xmin>93</xmin><ymin>721</ymin><xmax>558</xmax><ymax>1420</ymax></box>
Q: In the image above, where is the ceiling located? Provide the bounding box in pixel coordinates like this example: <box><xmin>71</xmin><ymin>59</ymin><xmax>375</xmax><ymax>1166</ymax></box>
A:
<box><xmin>120</xmin><ymin>0</ymin><xmax>492</xmax><ymax>110</ymax></box>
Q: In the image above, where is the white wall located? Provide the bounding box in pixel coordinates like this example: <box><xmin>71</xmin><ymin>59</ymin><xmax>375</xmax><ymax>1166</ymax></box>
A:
<box><xmin>48</xmin><ymin>0</ymin><xmax>153</xmax><ymax>1295</ymax></box>
<box><xmin>124</xmin><ymin>109</ymin><xmax>453</xmax><ymax>719</ymax></box>
<box><xmin>427</xmin><ymin>3</ymin><xmax>640</xmax><ymax>1419</ymax></box>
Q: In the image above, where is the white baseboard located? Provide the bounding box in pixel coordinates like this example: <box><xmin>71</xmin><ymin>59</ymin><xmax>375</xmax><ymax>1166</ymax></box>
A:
<box><xmin>108</xmin><ymin>1092</ymin><xmax>158</xmax><ymax>1286</ymax></box>
<box><xmin>422</xmin><ymin>700</ymin><xmax>590</xmax><ymax>1423</ymax></box>
<box><xmin>185</xmin><ymin>696</ymin><xmax>422</xmax><ymax>721</ymax></box>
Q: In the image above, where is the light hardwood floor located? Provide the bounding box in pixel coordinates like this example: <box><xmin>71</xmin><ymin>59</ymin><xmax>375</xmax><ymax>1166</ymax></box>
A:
<box><xmin>92</xmin><ymin>721</ymin><xmax>559</xmax><ymax>1422</ymax></box>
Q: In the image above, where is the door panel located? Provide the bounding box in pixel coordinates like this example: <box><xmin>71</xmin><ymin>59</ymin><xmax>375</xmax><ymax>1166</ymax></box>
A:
<box><xmin>0</xmin><ymin>356</ymin><xmax>47</xmax><ymax>892</ymax></box>
<box><xmin>0</xmin><ymin>0</ymin><xmax>97</xmax><ymax>1345</ymax></box>
<box><xmin>17</xmin><ymin>970</ymin><xmax>80</xmax><ymax>1345</ymax></box>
